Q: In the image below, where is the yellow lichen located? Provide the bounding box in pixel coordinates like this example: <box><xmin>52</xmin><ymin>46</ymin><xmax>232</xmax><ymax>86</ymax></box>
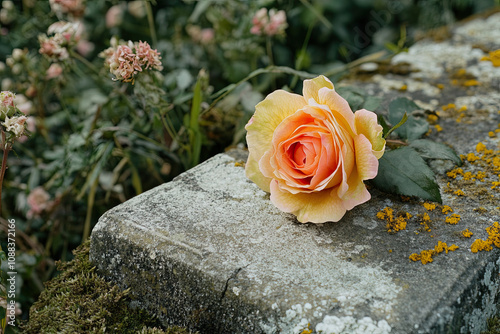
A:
<box><xmin>462</xmin><ymin>229</ymin><xmax>473</xmax><ymax>238</ymax></box>
<box><xmin>489</xmin><ymin>131</ymin><xmax>496</xmax><ymax>138</ymax></box>
<box><xmin>471</xmin><ymin>239</ymin><xmax>493</xmax><ymax>253</ymax></box>
<box><xmin>442</xmin><ymin>205</ymin><xmax>453</xmax><ymax>214</ymax></box>
<box><xmin>470</xmin><ymin>222</ymin><xmax>500</xmax><ymax>253</ymax></box>
<box><xmin>441</xmin><ymin>103</ymin><xmax>456</xmax><ymax>111</ymax></box>
<box><xmin>454</xmin><ymin>189</ymin><xmax>465</xmax><ymax>196</ymax></box>
<box><xmin>476</xmin><ymin>142</ymin><xmax>487</xmax><ymax>153</ymax></box>
<box><xmin>427</xmin><ymin>114</ymin><xmax>438</xmax><ymax>124</ymax></box>
<box><xmin>377</xmin><ymin>207</ymin><xmax>411</xmax><ymax>233</ymax></box>
<box><xmin>466</xmin><ymin>153</ymin><xmax>480</xmax><ymax>162</ymax></box>
<box><xmin>423</xmin><ymin>202</ymin><xmax>436</xmax><ymax>211</ymax></box>
<box><xmin>445</xmin><ymin>214</ymin><xmax>461</xmax><ymax>225</ymax></box>
<box><xmin>464</xmin><ymin>80</ymin><xmax>479</xmax><ymax>86</ymax></box>
<box><xmin>410</xmin><ymin>241</ymin><xmax>459</xmax><ymax>264</ymax></box>
<box><xmin>463</xmin><ymin>172</ymin><xmax>474</xmax><ymax>181</ymax></box>
<box><xmin>475</xmin><ymin>171</ymin><xmax>487</xmax><ymax>181</ymax></box>
<box><xmin>480</xmin><ymin>49</ymin><xmax>500</xmax><ymax>67</ymax></box>
<box><xmin>435</xmin><ymin>124</ymin><xmax>443</xmax><ymax>132</ymax></box>
<box><xmin>437</xmin><ymin>83</ymin><xmax>444</xmax><ymax>89</ymax></box>
<box><xmin>399</xmin><ymin>84</ymin><xmax>408</xmax><ymax>91</ymax></box>
<box><xmin>447</xmin><ymin>168</ymin><xmax>463</xmax><ymax>178</ymax></box>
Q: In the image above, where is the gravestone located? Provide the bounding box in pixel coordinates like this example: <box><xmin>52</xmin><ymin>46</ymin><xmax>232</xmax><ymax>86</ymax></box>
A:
<box><xmin>90</xmin><ymin>12</ymin><xmax>500</xmax><ymax>334</ymax></box>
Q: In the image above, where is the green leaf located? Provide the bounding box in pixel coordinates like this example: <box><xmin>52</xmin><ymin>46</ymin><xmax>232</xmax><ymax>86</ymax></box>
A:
<box><xmin>409</xmin><ymin>139</ymin><xmax>462</xmax><ymax>166</ymax></box>
<box><xmin>373</xmin><ymin>147</ymin><xmax>442</xmax><ymax>203</ymax></box>
<box><xmin>388</xmin><ymin>97</ymin><xmax>428</xmax><ymax>140</ymax></box>
<box><xmin>384</xmin><ymin>112</ymin><xmax>407</xmax><ymax>139</ymax></box>
<box><xmin>362</xmin><ymin>96</ymin><xmax>381</xmax><ymax>111</ymax></box>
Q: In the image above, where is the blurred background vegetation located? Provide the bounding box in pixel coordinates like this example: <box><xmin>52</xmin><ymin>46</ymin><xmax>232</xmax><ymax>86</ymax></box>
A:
<box><xmin>0</xmin><ymin>0</ymin><xmax>498</xmax><ymax>325</ymax></box>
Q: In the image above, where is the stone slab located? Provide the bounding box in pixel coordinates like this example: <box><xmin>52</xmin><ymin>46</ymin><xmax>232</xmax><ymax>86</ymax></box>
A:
<box><xmin>90</xmin><ymin>12</ymin><xmax>500</xmax><ymax>334</ymax></box>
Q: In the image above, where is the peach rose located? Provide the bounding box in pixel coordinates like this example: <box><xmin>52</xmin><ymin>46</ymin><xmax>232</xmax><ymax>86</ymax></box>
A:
<box><xmin>245</xmin><ymin>75</ymin><xmax>385</xmax><ymax>223</ymax></box>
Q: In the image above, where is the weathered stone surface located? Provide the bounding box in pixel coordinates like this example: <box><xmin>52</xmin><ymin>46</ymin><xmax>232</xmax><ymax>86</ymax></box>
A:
<box><xmin>90</xmin><ymin>12</ymin><xmax>500</xmax><ymax>334</ymax></box>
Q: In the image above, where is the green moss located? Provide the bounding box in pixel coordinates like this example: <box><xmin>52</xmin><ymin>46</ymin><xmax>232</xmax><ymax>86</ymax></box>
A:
<box><xmin>483</xmin><ymin>317</ymin><xmax>500</xmax><ymax>334</ymax></box>
<box><xmin>21</xmin><ymin>240</ymin><xmax>193</xmax><ymax>334</ymax></box>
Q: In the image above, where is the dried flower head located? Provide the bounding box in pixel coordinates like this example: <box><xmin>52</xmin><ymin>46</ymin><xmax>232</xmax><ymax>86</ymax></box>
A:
<box><xmin>250</xmin><ymin>8</ymin><xmax>287</xmax><ymax>37</ymax></box>
<box><xmin>27</xmin><ymin>187</ymin><xmax>53</xmax><ymax>219</ymax></box>
<box><xmin>100</xmin><ymin>39</ymin><xmax>162</xmax><ymax>83</ymax></box>
<box><xmin>49</xmin><ymin>0</ymin><xmax>85</xmax><ymax>19</ymax></box>
<box><xmin>3</xmin><ymin>115</ymin><xmax>27</xmax><ymax>138</ymax></box>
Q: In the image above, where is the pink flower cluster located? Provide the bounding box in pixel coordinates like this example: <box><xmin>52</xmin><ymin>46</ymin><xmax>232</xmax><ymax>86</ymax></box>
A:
<box><xmin>49</xmin><ymin>0</ymin><xmax>85</xmax><ymax>19</ymax></box>
<box><xmin>100</xmin><ymin>40</ymin><xmax>163</xmax><ymax>83</ymax></box>
<box><xmin>186</xmin><ymin>25</ymin><xmax>215</xmax><ymax>45</ymax></box>
<box><xmin>39</xmin><ymin>21</ymin><xmax>81</xmax><ymax>61</ymax></box>
<box><xmin>0</xmin><ymin>91</ymin><xmax>15</xmax><ymax>111</ymax></box>
<box><xmin>0</xmin><ymin>91</ymin><xmax>27</xmax><ymax>138</ymax></box>
<box><xmin>250</xmin><ymin>8</ymin><xmax>287</xmax><ymax>37</ymax></box>
<box><xmin>27</xmin><ymin>187</ymin><xmax>53</xmax><ymax>219</ymax></box>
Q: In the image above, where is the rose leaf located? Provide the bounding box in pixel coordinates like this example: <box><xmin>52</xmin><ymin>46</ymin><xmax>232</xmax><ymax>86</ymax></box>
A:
<box><xmin>372</xmin><ymin>146</ymin><xmax>442</xmax><ymax>203</ymax></box>
<box><xmin>388</xmin><ymin>97</ymin><xmax>428</xmax><ymax>141</ymax></box>
<box><xmin>409</xmin><ymin>139</ymin><xmax>462</xmax><ymax>166</ymax></box>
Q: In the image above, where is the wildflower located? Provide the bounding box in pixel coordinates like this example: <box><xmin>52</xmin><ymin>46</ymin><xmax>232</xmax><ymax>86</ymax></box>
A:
<box><xmin>3</xmin><ymin>115</ymin><xmax>27</xmax><ymax>138</ymax></box>
<box><xmin>100</xmin><ymin>39</ymin><xmax>162</xmax><ymax>83</ymax></box>
<box><xmin>27</xmin><ymin>187</ymin><xmax>53</xmax><ymax>219</ymax></box>
<box><xmin>250</xmin><ymin>8</ymin><xmax>287</xmax><ymax>37</ymax></box>
<box><xmin>49</xmin><ymin>0</ymin><xmax>85</xmax><ymax>19</ymax></box>
<box><xmin>106</xmin><ymin>4</ymin><xmax>124</xmax><ymax>28</ymax></box>
<box><xmin>46</xmin><ymin>63</ymin><xmax>63</xmax><ymax>79</ymax></box>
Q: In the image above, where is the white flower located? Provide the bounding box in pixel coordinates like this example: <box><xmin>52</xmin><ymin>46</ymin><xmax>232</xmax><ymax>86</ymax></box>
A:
<box><xmin>3</xmin><ymin>115</ymin><xmax>27</xmax><ymax>138</ymax></box>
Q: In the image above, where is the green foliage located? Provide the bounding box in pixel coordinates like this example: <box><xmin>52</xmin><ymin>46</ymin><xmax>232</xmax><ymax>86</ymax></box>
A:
<box><xmin>388</xmin><ymin>97</ymin><xmax>428</xmax><ymax>141</ymax></box>
<box><xmin>373</xmin><ymin>147</ymin><xmax>442</xmax><ymax>203</ymax></box>
<box><xmin>21</xmin><ymin>240</ymin><xmax>192</xmax><ymax>334</ymax></box>
<box><xmin>409</xmin><ymin>139</ymin><xmax>462</xmax><ymax>166</ymax></box>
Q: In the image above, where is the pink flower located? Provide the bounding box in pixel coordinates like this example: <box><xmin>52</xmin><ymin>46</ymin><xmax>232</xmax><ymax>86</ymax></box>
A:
<box><xmin>76</xmin><ymin>39</ymin><xmax>94</xmax><ymax>57</ymax></box>
<box><xmin>38</xmin><ymin>35</ymin><xmax>69</xmax><ymax>61</ymax></box>
<box><xmin>200</xmin><ymin>28</ymin><xmax>215</xmax><ymax>44</ymax></box>
<box><xmin>18</xmin><ymin>116</ymin><xmax>35</xmax><ymax>143</ymax></box>
<box><xmin>106</xmin><ymin>4</ymin><xmax>124</xmax><ymax>28</ymax></box>
<box><xmin>245</xmin><ymin>76</ymin><xmax>386</xmax><ymax>223</ymax></box>
<box><xmin>0</xmin><ymin>91</ymin><xmax>15</xmax><ymax>109</ymax></box>
<box><xmin>49</xmin><ymin>0</ymin><xmax>85</xmax><ymax>18</ymax></box>
<box><xmin>14</xmin><ymin>94</ymin><xmax>33</xmax><ymax>114</ymax></box>
<box><xmin>100</xmin><ymin>39</ymin><xmax>162</xmax><ymax>83</ymax></box>
<box><xmin>46</xmin><ymin>63</ymin><xmax>63</xmax><ymax>79</ymax></box>
<box><xmin>135</xmin><ymin>41</ymin><xmax>162</xmax><ymax>70</ymax></box>
<box><xmin>250</xmin><ymin>8</ymin><xmax>287</xmax><ymax>37</ymax></box>
<box><xmin>27</xmin><ymin>187</ymin><xmax>52</xmax><ymax>219</ymax></box>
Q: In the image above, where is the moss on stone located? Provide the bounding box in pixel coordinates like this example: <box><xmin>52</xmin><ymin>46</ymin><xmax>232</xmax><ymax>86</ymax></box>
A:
<box><xmin>21</xmin><ymin>240</ymin><xmax>192</xmax><ymax>334</ymax></box>
<box><xmin>483</xmin><ymin>316</ymin><xmax>500</xmax><ymax>334</ymax></box>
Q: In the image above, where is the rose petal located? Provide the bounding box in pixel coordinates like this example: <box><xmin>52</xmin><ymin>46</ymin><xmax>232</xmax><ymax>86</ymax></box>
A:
<box><xmin>354</xmin><ymin>109</ymin><xmax>385</xmax><ymax>159</ymax></box>
<box><xmin>338</xmin><ymin>168</ymin><xmax>371</xmax><ymax>211</ymax></box>
<box><xmin>302</xmin><ymin>75</ymin><xmax>334</xmax><ymax>103</ymax></box>
<box><xmin>317</xmin><ymin>87</ymin><xmax>355</xmax><ymax>136</ymax></box>
<box><xmin>354</xmin><ymin>134</ymin><xmax>379</xmax><ymax>180</ymax></box>
<box><xmin>270</xmin><ymin>180</ymin><xmax>347</xmax><ymax>223</ymax></box>
<box><xmin>246</xmin><ymin>151</ymin><xmax>272</xmax><ymax>192</ymax></box>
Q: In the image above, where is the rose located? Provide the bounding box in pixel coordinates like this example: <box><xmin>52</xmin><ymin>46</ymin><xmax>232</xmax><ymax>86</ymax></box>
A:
<box><xmin>245</xmin><ymin>75</ymin><xmax>385</xmax><ymax>223</ymax></box>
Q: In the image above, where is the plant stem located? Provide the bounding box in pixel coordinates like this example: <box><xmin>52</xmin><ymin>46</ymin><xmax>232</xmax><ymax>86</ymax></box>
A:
<box><xmin>0</xmin><ymin>131</ymin><xmax>10</xmax><ymax>218</ymax></box>
<box><xmin>70</xmin><ymin>50</ymin><xmax>101</xmax><ymax>76</ymax></box>
<box><xmin>144</xmin><ymin>0</ymin><xmax>158</xmax><ymax>47</ymax></box>
<box><xmin>266</xmin><ymin>37</ymin><xmax>276</xmax><ymax>89</ymax></box>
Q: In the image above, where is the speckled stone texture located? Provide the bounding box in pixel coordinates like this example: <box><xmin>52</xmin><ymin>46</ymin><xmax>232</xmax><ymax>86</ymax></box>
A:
<box><xmin>90</xmin><ymin>12</ymin><xmax>500</xmax><ymax>334</ymax></box>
